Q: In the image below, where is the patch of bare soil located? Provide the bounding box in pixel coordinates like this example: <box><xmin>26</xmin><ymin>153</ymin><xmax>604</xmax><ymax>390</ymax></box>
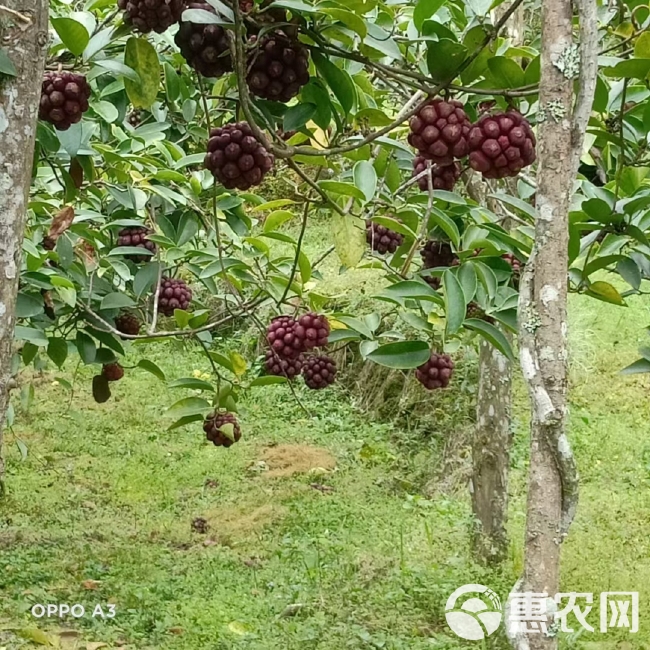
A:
<box><xmin>204</xmin><ymin>503</ymin><xmax>287</xmax><ymax>544</ymax></box>
<box><xmin>258</xmin><ymin>444</ymin><xmax>337</xmax><ymax>479</ymax></box>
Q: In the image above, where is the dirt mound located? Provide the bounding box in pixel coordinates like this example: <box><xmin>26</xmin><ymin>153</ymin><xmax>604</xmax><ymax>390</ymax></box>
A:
<box><xmin>204</xmin><ymin>503</ymin><xmax>287</xmax><ymax>544</ymax></box>
<box><xmin>260</xmin><ymin>444</ymin><xmax>337</xmax><ymax>478</ymax></box>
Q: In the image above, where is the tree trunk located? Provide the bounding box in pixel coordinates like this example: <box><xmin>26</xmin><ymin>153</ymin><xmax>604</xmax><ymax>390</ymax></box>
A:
<box><xmin>0</xmin><ymin>0</ymin><xmax>49</xmax><ymax>492</ymax></box>
<box><xmin>472</xmin><ymin>337</ymin><xmax>512</xmax><ymax>563</ymax></box>
<box><xmin>468</xmin><ymin>0</ymin><xmax>522</xmax><ymax>565</ymax></box>
<box><xmin>512</xmin><ymin>0</ymin><xmax>597</xmax><ymax>646</ymax></box>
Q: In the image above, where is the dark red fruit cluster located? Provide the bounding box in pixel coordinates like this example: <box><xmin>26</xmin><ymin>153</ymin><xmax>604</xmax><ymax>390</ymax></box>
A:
<box><xmin>466</xmin><ymin>302</ymin><xmax>495</xmax><ymax>324</ymax></box>
<box><xmin>366</xmin><ymin>220</ymin><xmax>404</xmax><ymax>255</ymax></box>
<box><xmin>39</xmin><ymin>72</ymin><xmax>91</xmax><ymax>131</ymax></box>
<box><xmin>266</xmin><ymin>315</ymin><xmax>304</xmax><ymax>359</ymax></box>
<box><xmin>175</xmin><ymin>3</ymin><xmax>232</xmax><ymax>78</ymax></box>
<box><xmin>42</xmin><ymin>236</ymin><xmax>56</xmax><ymax>251</ymax></box>
<box><xmin>247</xmin><ymin>33</ymin><xmax>310</xmax><ymax>103</ymax></box>
<box><xmin>118</xmin><ymin>0</ymin><xmax>182</xmax><ymax>33</ymax></box>
<box><xmin>468</xmin><ymin>110</ymin><xmax>536</xmax><ymax>179</ymax></box>
<box><xmin>205</xmin><ymin>122</ymin><xmax>275</xmax><ymax>190</ymax></box>
<box><xmin>203</xmin><ymin>411</ymin><xmax>241</xmax><ymax>447</ymax></box>
<box><xmin>265</xmin><ymin>349</ymin><xmax>304</xmax><ymax>379</ymax></box>
<box><xmin>296</xmin><ymin>312</ymin><xmax>330</xmax><ymax>350</ymax></box>
<box><xmin>158</xmin><ymin>277</ymin><xmax>192</xmax><ymax>316</ymax></box>
<box><xmin>420</xmin><ymin>240</ymin><xmax>458</xmax><ymax>269</ymax></box>
<box><xmin>408</xmin><ymin>99</ymin><xmax>471</xmax><ymax>165</ymax></box>
<box><xmin>102</xmin><ymin>362</ymin><xmax>125</xmax><ymax>382</ymax></box>
<box><xmin>415</xmin><ymin>352</ymin><xmax>454</xmax><ymax>390</ymax></box>
<box><xmin>412</xmin><ymin>156</ymin><xmax>461</xmax><ymax>192</ymax></box>
<box><xmin>115</xmin><ymin>312</ymin><xmax>141</xmax><ymax>336</ymax></box>
<box><xmin>420</xmin><ymin>240</ymin><xmax>458</xmax><ymax>289</ymax></box>
<box><xmin>502</xmin><ymin>252</ymin><xmax>523</xmax><ymax>273</ymax></box>
<box><xmin>117</xmin><ymin>226</ymin><xmax>157</xmax><ymax>262</ymax></box>
<box><xmin>302</xmin><ymin>355</ymin><xmax>337</xmax><ymax>390</ymax></box>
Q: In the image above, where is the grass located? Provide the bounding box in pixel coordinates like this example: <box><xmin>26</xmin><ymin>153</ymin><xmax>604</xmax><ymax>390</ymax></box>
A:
<box><xmin>1</xmin><ymin>263</ymin><xmax>649</xmax><ymax>649</ymax></box>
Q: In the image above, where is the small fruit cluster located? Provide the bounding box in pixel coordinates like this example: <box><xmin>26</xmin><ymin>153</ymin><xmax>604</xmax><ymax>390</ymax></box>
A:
<box><xmin>204</xmin><ymin>122</ymin><xmax>275</xmax><ymax>190</ymax></box>
<box><xmin>117</xmin><ymin>226</ymin><xmax>157</xmax><ymax>263</ymax></box>
<box><xmin>264</xmin><ymin>313</ymin><xmax>336</xmax><ymax>389</ymax></box>
<box><xmin>420</xmin><ymin>240</ymin><xmax>458</xmax><ymax>289</ymax></box>
<box><xmin>203</xmin><ymin>411</ymin><xmax>241</xmax><ymax>447</ymax></box>
<box><xmin>366</xmin><ymin>220</ymin><xmax>404</xmax><ymax>255</ymax></box>
<box><xmin>409</xmin><ymin>98</ymin><xmax>536</xmax><ymax>190</ymax></box>
<box><xmin>415</xmin><ymin>352</ymin><xmax>454</xmax><ymax>390</ymax></box>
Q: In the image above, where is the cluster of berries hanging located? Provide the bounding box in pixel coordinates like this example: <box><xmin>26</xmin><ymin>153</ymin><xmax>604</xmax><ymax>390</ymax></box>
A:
<box><xmin>420</xmin><ymin>240</ymin><xmax>459</xmax><ymax>290</ymax></box>
<box><xmin>117</xmin><ymin>226</ymin><xmax>157</xmax><ymax>263</ymax></box>
<box><xmin>366</xmin><ymin>220</ymin><xmax>404</xmax><ymax>255</ymax></box>
<box><xmin>39</xmin><ymin>72</ymin><xmax>91</xmax><ymax>132</ymax></box>
<box><xmin>409</xmin><ymin>98</ymin><xmax>536</xmax><ymax>190</ymax></box>
<box><xmin>203</xmin><ymin>411</ymin><xmax>242</xmax><ymax>448</ymax></box>
<box><xmin>264</xmin><ymin>313</ymin><xmax>336</xmax><ymax>389</ymax></box>
<box><xmin>415</xmin><ymin>352</ymin><xmax>454</xmax><ymax>390</ymax></box>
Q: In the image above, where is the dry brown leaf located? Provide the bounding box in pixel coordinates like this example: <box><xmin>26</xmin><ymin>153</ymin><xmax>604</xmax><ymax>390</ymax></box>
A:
<box><xmin>48</xmin><ymin>206</ymin><xmax>75</xmax><ymax>239</ymax></box>
<box><xmin>81</xmin><ymin>579</ymin><xmax>101</xmax><ymax>590</ymax></box>
<box><xmin>86</xmin><ymin>643</ymin><xmax>108</xmax><ymax>650</ymax></box>
<box><xmin>167</xmin><ymin>627</ymin><xmax>184</xmax><ymax>635</ymax></box>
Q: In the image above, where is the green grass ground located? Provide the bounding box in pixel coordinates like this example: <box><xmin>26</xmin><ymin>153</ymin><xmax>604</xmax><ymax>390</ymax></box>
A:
<box><xmin>1</xmin><ymin>282</ymin><xmax>649</xmax><ymax>649</ymax></box>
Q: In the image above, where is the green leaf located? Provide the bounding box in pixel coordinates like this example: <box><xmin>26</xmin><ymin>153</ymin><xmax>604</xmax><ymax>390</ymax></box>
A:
<box><xmin>371</xmin><ymin>216</ymin><xmax>416</xmax><ymax>239</ymax></box>
<box><xmin>21</xmin><ymin>341</ymin><xmax>39</xmax><ymax>364</ymax></box>
<box><xmin>47</xmin><ymin>337</ymin><xmax>68</xmax><ymax>368</ymax></box>
<box><xmin>414</xmin><ymin>0</ymin><xmax>446</xmax><ymax>31</ymax></box>
<box><xmin>51</xmin><ymin>17</ymin><xmax>90</xmax><ymax>56</ymax></box>
<box><xmin>332</xmin><ymin>213</ymin><xmax>365</xmax><ymax>267</ymax></box>
<box><xmin>251</xmin><ymin>375</ymin><xmax>288</xmax><ymax>386</ymax></box>
<box><xmin>319</xmin><ymin>181</ymin><xmax>366</xmax><ymax>202</ymax></box>
<box><xmin>353</xmin><ymin>160</ymin><xmax>377</xmax><ymax>203</ymax></box>
<box><xmin>443</xmin><ymin>269</ymin><xmax>466</xmax><ymax>336</ymax></box>
<box><xmin>137</xmin><ymin>359</ymin><xmax>166</xmax><ymax>380</ymax></box>
<box><xmin>487</xmin><ymin>56</ymin><xmax>525</xmax><ymax>88</ymax></box>
<box><xmin>252</xmin><ymin>199</ymin><xmax>296</xmax><ymax>212</ymax></box>
<box><xmin>230</xmin><ymin>351</ymin><xmax>247</xmax><ymax>376</ymax></box>
<box><xmin>94</xmin><ymin>59</ymin><xmax>140</xmax><ymax>82</ymax></box>
<box><xmin>166</xmin><ymin>396</ymin><xmax>212</xmax><ymax>419</ymax></box>
<box><xmin>586</xmin><ymin>280</ymin><xmax>625</xmax><ymax>305</ymax></box>
<box><xmin>92</xmin><ymin>374</ymin><xmax>111</xmax><ymax>403</ymax></box>
<box><xmin>134</xmin><ymin>263</ymin><xmax>162</xmax><ymax>297</ymax></box>
<box><xmin>464</xmin><ymin>319</ymin><xmax>515</xmax><ymax>360</ymax></box>
<box><xmin>100</xmin><ymin>293</ymin><xmax>136</xmax><ymax>310</ymax></box>
<box><xmin>92</xmin><ymin>99</ymin><xmax>119</xmax><ymax>123</ymax></box>
<box><xmin>620</xmin><ymin>358</ymin><xmax>650</xmax><ymax>374</ymax></box>
<box><xmin>209</xmin><ymin>351</ymin><xmax>235</xmax><ymax>373</ymax></box>
<box><xmin>263</xmin><ymin>210</ymin><xmax>294</xmax><ymax>233</ymax></box>
<box><xmin>312</xmin><ymin>51</ymin><xmax>355</xmax><ymax>117</ymax></box>
<box><xmin>458</xmin><ymin>263</ymin><xmax>477</xmax><ymax>303</ymax></box>
<box><xmin>603</xmin><ymin>59</ymin><xmax>650</xmax><ymax>79</ymax></box>
<box><xmin>168</xmin><ymin>413</ymin><xmax>205</xmax><ymax>430</ymax></box>
<box><xmin>582</xmin><ymin>197</ymin><xmax>613</xmax><ymax>222</ymax></box>
<box><xmin>335</xmin><ymin>315</ymin><xmax>373</xmax><ymax>339</ymax></box>
<box><xmin>269</xmin><ymin>0</ymin><xmax>316</xmax><ymax>11</ymax></box>
<box><xmin>168</xmin><ymin>377</ymin><xmax>215</xmax><ymax>391</ymax></box>
<box><xmin>426</xmin><ymin>40</ymin><xmax>467</xmax><ymax>83</ymax></box>
<box><xmin>16</xmin><ymin>293</ymin><xmax>43</xmax><ymax>318</ymax></box>
<box><xmin>0</xmin><ymin>48</ymin><xmax>17</xmax><ymax>77</ymax></box>
<box><xmin>320</xmin><ymin>8</ymin><xmax>367</xmax><ymax>38</ymax></box>
<box><xmin>124</xmin><ymin>37</ymin><xmax>160</xmax><ymax>109</ymax></box>
<box><xmin>76</xmin><ymin>331</ymin><xmax>96</xmax><ymax>364</ymax></box>
<box><xmin>181</xmin><ymin>7</ymin><xmax>232</xmax><ymax>23</ymax></box>
<box><xmin>616</xmin><ymin>258</ymin><xmax>641</xmax><ymax>290</ymax></box>
<box><xmin>366</xmin><ymin>340</ymin><xmax>431</xmax><ymax>369</ymax></box>
<box><xmin>634</xmin><ymin>31</ymin><xmax>650</xmax><ymax>58</ymax></box>
<box><xmin>283</xmin><ymin>103</ymin><xmax>316</xmax><ymax>132</ymax></box>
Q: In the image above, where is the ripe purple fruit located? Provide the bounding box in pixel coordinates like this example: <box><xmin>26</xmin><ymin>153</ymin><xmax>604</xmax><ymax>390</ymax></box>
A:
<box><xmin>296</xmin><ymin>312</ymin><xmax>330</xmax><ymax>350</ymax></box>
<box><xmin>415</xmin><ymin>352</ymin><xmax>454</xmax><ymax>390</ymax></box>
<box><xmin>205</xmin><ymin>122</ymin><xmax>275</xmax><ymax>190</ymax></box>
<box><xmin>366</xmin><ymin>220</ymin><xmax>404</xmax><ymax>255</ymax></box>
<box><xmin>158</xmin><ymin>277</ymin><xmax>192</xmax><ymax>316</ymax></box>
<box><xmin>266</xmin><ymin>315</ymin><xmax>302</xmax><ymax>359</ymax></box>
<box><xmin>466</xmin><ymin>302</ymin><xmax>495</xmax><ymax>324</ymax></box>
<box><xmin>203</xmin><ymin>411</ymin><xmax>241</xmax><ymax>447</ymax></box>
<box><xmin>412</xmin><ymin>156</ymin><xmax>462</xmax><ymax>192</ymax></box>
<box><xmin>420</xmin><ymin>240</ymin><xmax>458</xmax><ymax>269</ymax></box>
<box><xmin>408</xmin><ymin>99</ymin><xmax>471</xmax><ymax>164</ymax></box>
<box><xmin>115</xmin><ymin>312</ymin><xmax>141</xmax><ymax>336</ymax></box>
<box><xmin>102</xmin><ymin>362</ymin><xmax>125</xmax><ymax>382</ymax></box>
<box><xmin>118</xmin><ymin>0</ymin><xmax>182</xmax><ymax>33</ymax></box>
<box><xmin>468</xmin><ymin>110</ymin><xmax>536</xmax><ymax>179</ymax></box>
<box><xmin>175</xmin><ymin>3</ymin><xmax>232</xmax><ymax>78</ymax></box>
<box><xmin>39</xmin><ymin>72</ymin><xmax>91</xmax><ymax>131</ymax></box>
<box><xmin>265</xmin><ymin>349</ymin><xmax>304</xmax><ymax>379</ymax></box>
<box><xmin>247</xmin><ymin>32</ymin><xmax>310</xmax><ymax>103</ymax></box>
<box><xmin>302</xmin><ymin>355</ymin><xmax>337</xmax><ymax>390</ymax></box>
<box><xmin>117</xmin><ymin>226</ymin><xmax>157</xmax><ymax>263</ymax></box>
